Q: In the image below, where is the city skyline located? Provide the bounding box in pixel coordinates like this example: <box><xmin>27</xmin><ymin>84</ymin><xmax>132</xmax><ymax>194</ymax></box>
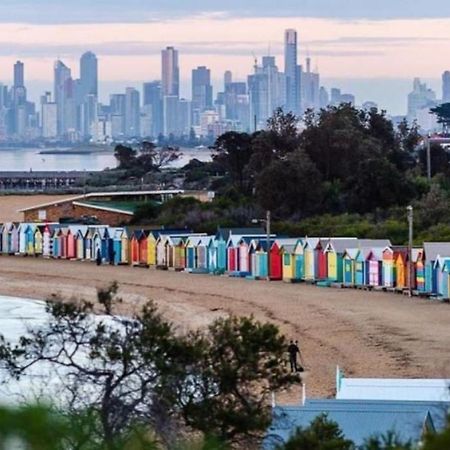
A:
<box><xmin>1</xmin><ymin>1</ymin><xmax>450</xmax><ymax>114</ymax></box>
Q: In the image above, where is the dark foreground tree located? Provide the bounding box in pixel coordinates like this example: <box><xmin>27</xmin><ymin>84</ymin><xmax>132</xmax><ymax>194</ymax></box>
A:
<box><xmin>0</xmin><ymin>283</ymin><xmax>297</xmax><ymax>448</ymax></box>
<box><xmin>278</xmin><ymin>413</ymin><xmax>354</xmax><ymax>450</ymax></box>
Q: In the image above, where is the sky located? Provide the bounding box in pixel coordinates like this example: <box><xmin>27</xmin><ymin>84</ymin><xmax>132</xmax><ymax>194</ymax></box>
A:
<box><xmin>1</xmin><ymin>1</ymin><xmax>450</xmax><ymax>115</ymax></box>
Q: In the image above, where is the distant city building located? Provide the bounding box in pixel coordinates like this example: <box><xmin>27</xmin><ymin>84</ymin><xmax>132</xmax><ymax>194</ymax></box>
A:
<box><xmin>80</xmin><ymin>52</ymin><xmax>98</xmax><ymax>98</ymax></box>
<box><xmin>284</xmin><ymin>29</ymin><xmax>299</xmax><ymax>114</ymax></box>
<box><xmin>407</xmin><ymin>78</ymin><xmax>436</xmax><ymax>122</ymax></box>
<box><xmin>319</xmin><ymin>86</ymin><xmax>329</xmax><ymax>109</ymax></box>
<box><xmin>42</xmin><ymin>102</ymin><xmax>58</xmax><ymax>138</ymax></box>
<box><xmin>125</xmin><ymin>87</ymin><xmax>140</xmax><ymax>137</ymax></box>
<box><xmin>143</xmin><ymin>81</ymin><xmax>162</xmax><ymax>136</ymax></box>
<box><xmin>248</xmin><ymin>55</ymin><xmax>286</xmax><ymax>130</ymax></box>
<box><xmin>192</xmin><ymin>66</ymin><xmax>213</xmax><ymax>126</ymax></box>
<box><xmin>301</xmin><ymin>57</ymin><xmax>320</xmax><ymax>111</ymax></box>
<box><xmin>442</xmin><ymin>71</ymin><xmax>450</xmax><ymax>103</ymax></box>
<box><xmin>330</xmin><ymin>88</ymin><xmax>355</xmax><ymax>107</ymax></box>
<box><xmin>161</xmin><ymin>47</ymin><xmax>179</xmax><ymax>97</ymax></box>
<box><xmin>54</xmin><ymin>60</ymin><xmax>72</xmax><ymax>136</ymax></box>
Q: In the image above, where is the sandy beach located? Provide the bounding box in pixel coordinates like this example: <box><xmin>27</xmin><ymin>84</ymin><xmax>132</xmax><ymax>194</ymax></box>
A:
<box><xmin>0</xmin><ymin>255</ymin><xmax>448</xmax><ymax>400</ymax></box>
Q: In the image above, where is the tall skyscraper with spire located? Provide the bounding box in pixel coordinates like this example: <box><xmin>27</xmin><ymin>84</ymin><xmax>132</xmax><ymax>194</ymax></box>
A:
<box><xmin>284</xmin><ymin>29</ymin><xmax>299</xmax><ymax>114</ymax></box>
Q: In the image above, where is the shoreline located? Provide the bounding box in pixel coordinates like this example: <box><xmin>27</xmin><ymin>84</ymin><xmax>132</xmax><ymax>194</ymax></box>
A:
<box><xmin>0</xmin><ymin>255</ymin><xmax>449</xmax><ymax>399</ymax></box>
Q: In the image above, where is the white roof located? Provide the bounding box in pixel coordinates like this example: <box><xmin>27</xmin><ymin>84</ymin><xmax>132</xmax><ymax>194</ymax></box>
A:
<box><xmin>336</xmin><ymin>368</ymin><xmax>450</xmax><ymax>402</ymax></box>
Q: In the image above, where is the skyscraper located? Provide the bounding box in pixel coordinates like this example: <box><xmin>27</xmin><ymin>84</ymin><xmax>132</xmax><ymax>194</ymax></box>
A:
<box><xmin>192</xmin><ymin>66</ymin><xmax>213</xmax><ymax>125</ymax></box>
<box><xmin>125</xmin><ymin>87</ymin><xmax>140</xmax><ymax>137</ymax></box>
<box><xmin>14</xmin><ymin>61</ymin><xmax>24</xmax><ymax>88</ymax></box>
<box><xmin>80</xmin><ymin>51</ymin><xmax>98</xmax><ymax>98</ymax></box>
<box><xmin>442</xmin><ymin>71</ymin><xmax>450</xmax><ymax>103</ymax></box>
<box><xmin>143</xmin><ymin>81</ymin><xmax>163</xmax><ymax>136</ymax></box>
<box><xmin>54</xmin><ymin>60</ymin><xmax>72</xmax><ymax>135</ymax></box>
<box><xmin>284</xmin><ymin>29</ymin><xmax>299</xmax><ymax>114</ymax></box>
<box><xmin>161</xmin><ymin>47</ymin><xmax>179</xmax><ymax>97</ymax></box>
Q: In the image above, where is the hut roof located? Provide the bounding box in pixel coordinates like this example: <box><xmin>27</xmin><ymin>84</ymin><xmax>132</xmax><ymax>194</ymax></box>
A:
<box><xmin>423</xmin><ymin>242</ymin><xmax>450</xmax><ymax>261</ymax></box>
<box><xmin>216</xmin><ymin>227</ymin><xmax>265</xmax><ymax>241</ymax></box>
<box><xmin>358</xmin><ymin>239</ymin><xmax>391</xmax><ymax>248</ymax></box>
<box><xmin>325</xmin><ymin>238</ymin><xmax>358</xmax><ymax>254</ymax></box>
<box><xmin>344</xmin><ymin>248</ymin><xmax>359</xmax><ymax>259</ymax></box>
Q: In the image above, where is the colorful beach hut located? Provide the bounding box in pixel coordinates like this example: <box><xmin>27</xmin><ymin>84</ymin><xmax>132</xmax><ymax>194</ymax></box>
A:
<box><xmin>434</xmin><ymin>256</ymin><xmax>450</xmax><ymax>298</ymax></box>
<box><xmin>271</xmin><ymin>239</ymin><xmax>298</xmax><ymax>281</ymax></box>
<box><xmin>303</xmin><ymin>238</ymin><xmax>321</xmax><ymax>281</ymax></box>
<box><xmin>343</xmin><ymin>248</ymin><xmax>359</xmax><ymax>286</ymax></box>
<box><xmin>415</xmin><ymin>248</ymin><xmax>426</xmax><ymax>292</ymax></box>
<box><xmin>367</xmin><ymin>248</ymin><xmax>384</xmax><ymax>286</ymax></box>
<box><xmin>422</xmin><ymin>243</ymin><xmax>450</xmax><ymax>294</ymax></box>
<box><xmin>185</xmin><ymin>236</ymin><xmax>203</xmax><ymax>271</ymax></box>
<box><xmin>324</xmin><ymin>238</ymin><xmax>358</xmax><ymax>282</ymax></box>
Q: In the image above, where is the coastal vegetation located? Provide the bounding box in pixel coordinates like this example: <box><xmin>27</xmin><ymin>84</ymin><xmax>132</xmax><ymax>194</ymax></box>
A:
<box><xmin>126</xmin><ymin>105</ymin><xmax>450</xmax><ymax>244</ymax></box>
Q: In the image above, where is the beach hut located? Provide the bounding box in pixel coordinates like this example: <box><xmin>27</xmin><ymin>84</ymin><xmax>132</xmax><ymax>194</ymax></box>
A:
<box><xmin>197</xmin><ymin>236</ymin><xmax>212</xmax><ymax>271</ymax></box>
<box><xmin>65</xmin><ymin>226</ymin><xmax>80</xmax><ymax>260</ymax></box>
<box><xmin>185</xmin><ymin>236</ymin><xmax>202</xmax><ymax>271</ymax></box>
<box><xmin>169</xmin><ymin>237</ymin><xmax>186</xmax><ymax>270</ymax></box>
<box><xmin>434</xmin><ymin>256</ymin><xmax>450</xmax><ymax>298</ymax></box>
<box><xmin>367</xmin><ymin>248</ymin><xmax>384</xmax><ymax>286</ymax></box>
<box><xmin>111</xmin><ymin>228</ymin><xmax>128</xmax><ymax>265</ymax></box>
<box><xmin>146</xmin><ymin>231</ymin><xmax>159</xmax><ymax>267</ymax></box>
<box><xmin>33</xmin><ymin>226</ymin><xmax>44</xmax><ymax>256</ymax></box>
<box><xmin>255</xmin><ymin>240</ymin><xmax>270</xmax><ymax>279</ymax></box>
<box><xmin>238</xmin><ymin>237</ymin><xmax>253</xmax><ymax>275</ymax></box>
<box><xmin>84</xmin><ymin>226</ymin><xmax>100</xmax><ymax>261</ymax></box>
<box><xmin>415</xmin><ymin>248</ymin><xmax>426</xmax><ymax>292</ymax></box>
<box><xmin>394</xmin><ymin>248</ymin><xmax>408</xmax><ymax>289</ymax></box>
<box><xmin>18</xmin><ymin>223</ymin><xmax>30</xmax><ymax>255</ymax></box>
<box><xmin>303</xmin><ymin>238</ymin><xmax>321</xmax><ymax>281</ymax></box>
<box><xmin>41</xmin><ymin>224</ymin><xmax>57</xmax><ymax>258</ymax></box>
<box><xmin>343</xmin><ymin>248</ymin><xmax>359</xmax><ymax>286</ymax></box>
<box><xmin>156</xmin><ymin>235</ymin><xmax>168</xmax><ymax>268</ymax></box>
<box><xmin>324</xmin><ymin>238</ymin><xmax>358</xmax><ymax>282</ymax></box>
<box><xmin>74</xmin><ymin>227</ymin><xmax>88</xmax><ymax>260</ymax></box>
<box><xmin>382</xmin><ymin>247</ymin><xmax>395</xmax><ymax>288</ymax></box>
<box><xmin>23</xmin><ymin>224</ymin><xmax>37</xmax><ymax>255</ymax></box>
<box><xmin>423</xmin><ymin>242</ymin><xmax>450</xmax><ymax>294</ymax></box>
<box><xmin>317</xmin><ymin>238</ymin><xmax>329</xmax><ymax>280</ymax></box>
<box><xmin>355</xmin><ymin>248</ymin><xmax>370</xmax><ymax>286</ymax></box>
<box><xmin>1</xmin><ymin>223</ymin><xmax>10</xmax><ymax>254</ymax></box>
<box><xmin>271</xmin><ymin>239</ymin><xmax>298</xmax><ymax>281</ymax></box>
<box><xmin>207</xmin><ymin>237</ymin><xmax>217</xmax><ymax>273</ymax></box>
<box><xmin>281</xmin><ymin>244</ymin><xmax>296</xmax><ymax>282</ymax></box>
<box><xmin>293</xmin><ymin>239</ymin><xmax>305</xmax><ymax>281</ymax></box>
<box><xmin>227</xmin><ymin>235</ymin><xmax>242</xmax><ymax>273</ymax></box>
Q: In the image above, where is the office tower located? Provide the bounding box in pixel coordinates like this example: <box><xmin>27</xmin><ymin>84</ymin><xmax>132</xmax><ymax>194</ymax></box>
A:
<box><xmin>248</xmin><ymin>56</ymin><xmax>286</xmax><ymax>130</ymax></box>
<box><xmin>54</xmin><ymin>60</ymin><xmax>72</xmax><ymax>135</ymax></box>
<box><xmin>340</xmin><ymin>93</ymin><xmax>355</xmax><ymax>105</ymax></box>
<box><xmin>225</xmin><ymin>81</ymin><xmax>247</xmax><ymax>120</ymax></box>
<box><xmin>178</xmin><ymin>98</ymin><xmax>192</xmax><ymax>135</ymax></box>
<box><xmin>161</xmin><ymin>47</ymin><xmax>179</xmax><ymax>97</ymax></box>
<box><xmin>42</xmin><ymin>102</ymin><xmax>58</xmax><ymax>138</ymax></box>
<box><xmin>143</xmin><ymin>81</ymin><xmax>163</xmax><ymax>136</ymax></box>
<box><xmin>110</xmin><ymin>93</ymin><xmax>126</xmax><ymax>137</ymax></box>
<box><xmin>284</xmin><ymin>29</ymin><xmax>299</xmax><ymax>114</ymax></box>
<box><xmin>80</xmin><ymin>51</ymin><xmax>98</xmax><ymax>98</ymax></box>
<box><xmin>442</xmin><ymin>71</ymin><xmax>450</xmax><ymax>103</ymax></box>
<box><xmin>163</xmin><ymin>95</ymin><xmax>179</xmax><ymax>136</ymax></box>
<box><xmin>83</xmin><ymin>94</ymin><xmax>98</xmax><ymax>138</ymax></box>
<box><xmin>301</xmin><ymin>57</ymin><xmax>320</xmax><ymax>111</ymax></box>
<box><xmin>224</xmin><ymin>70</ymin><xmax>233</xmax><ymax>87</ymax></box>
<box><xmin>407</xmin><ymin>78</ymin><xmax>436</xmax><ymax>121</ymax></box>
<box><xmin>192</xmin><ymin>66</ymin><xmax>213</xmax><ymax>125</ymax></box>
<box><xmin>125</xmin><ymin>87</ymin><xmax>140</xmax><ymax>137</ymax></box>
<box><xmin>14</xmin><ymin>61</ymin><xmax>24</xmax><ymax>88</ymax></box>
<box><xmin>330</xmin><ymin>88</ymin><xmax>341</xmax><ymax>106</ymax></box>
<box><xmin>319</xmin><ymin>86</ymin><xmax>329</xmax><ymax>108</ymax></box>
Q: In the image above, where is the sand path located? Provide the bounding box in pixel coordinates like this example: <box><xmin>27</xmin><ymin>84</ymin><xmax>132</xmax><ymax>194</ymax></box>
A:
<box><xmin>0</xmin><ymin>256</ymin><xmax>448</xmax><ymax>399</ymax></box>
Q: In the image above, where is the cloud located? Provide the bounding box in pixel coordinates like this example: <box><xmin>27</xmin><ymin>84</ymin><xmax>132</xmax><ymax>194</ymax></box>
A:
<box><xmin>1</xmin><ymin>0</ymin><xmax>450</xmax><ymax>24</ymax></box>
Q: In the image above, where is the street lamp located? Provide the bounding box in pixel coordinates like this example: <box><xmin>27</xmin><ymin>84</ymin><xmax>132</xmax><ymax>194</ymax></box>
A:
<box><xmin>252</xmin><ymin>210</ymin><xmax>271</xmax><ymax>280</ymax></box>
<box><xmin>407</xmin><ymin>205</ymin><xmax>413</xmax><ymax>297</ymax></box>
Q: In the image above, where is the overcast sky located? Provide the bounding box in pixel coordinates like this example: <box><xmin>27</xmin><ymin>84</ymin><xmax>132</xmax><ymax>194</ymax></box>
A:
<box><xmin>1</xmin><ymin>1</ymin><xmax>450</xmax><ymax>114</ymax></box>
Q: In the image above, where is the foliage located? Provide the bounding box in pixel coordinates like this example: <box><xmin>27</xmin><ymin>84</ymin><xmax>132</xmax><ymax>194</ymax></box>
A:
<box><xmin>430</xmin><ymin>103</ymin><xmax>450</xmax><ymax>129</ymax></box>
<box><xmin>361</xmin><ymin>431</ymin><xmax>413</xmax><ymax>449</ymax></box>
<box><xmin>174</xmin><ymin>316</ymin><xmax>300</xmax><ymax>445</ymax></box>
<box><xmin>0</xmin><ymin>284</ymin><xmax>296</xmax><ymax>448</ymax></box>
<box><xmin>278</xmin><ymin>413</ymin><xmax>354</xmax><ymax>450</ymax></box>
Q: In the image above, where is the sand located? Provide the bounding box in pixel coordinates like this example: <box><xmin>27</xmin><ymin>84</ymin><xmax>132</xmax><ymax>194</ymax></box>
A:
<box><xmin>0</xmin><ymin>256</ymin><xmax>448</xmax><ymax>401</ymax></box>
<box><xmin>0</xmin><ymin>195</ymin><xmax>70</xmax><ymax>223</ymax></box>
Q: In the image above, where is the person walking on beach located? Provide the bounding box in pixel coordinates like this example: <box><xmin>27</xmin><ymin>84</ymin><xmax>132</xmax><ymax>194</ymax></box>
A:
<box><xmin>96</xmin><ymin>247</ymin><xmax>102</xmax><ymax>266</ymax></box>
<box><xmin>288</xmin><ymin>340</ymin><xmax>300</xmax><ymax>373</ymax></box>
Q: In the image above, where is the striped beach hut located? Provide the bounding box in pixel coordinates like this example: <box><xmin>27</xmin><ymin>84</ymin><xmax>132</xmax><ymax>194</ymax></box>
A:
<box><xmin>41</xmin><ymin>224</ymin><xmax>58</xmax><ymax>258</ymax></box>
<box><xmin>415</xmin><ymin>248</ymin><xmax>426</xmax><ymax>292</ymax></box>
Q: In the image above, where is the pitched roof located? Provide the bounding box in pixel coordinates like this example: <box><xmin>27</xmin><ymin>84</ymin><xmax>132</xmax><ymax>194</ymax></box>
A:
<box><xmin>358</xmin><ymin>239</ymin><xmax>392</xmax><ymax>248</ymax></box>
<box><xmin>423</xmin><ymin>242</ymin><xmax>450</xmax><ymax>262</ymax></box>
<box><xmin>216</xmin><ymin>227</ymin><xmax>265</xmax><ymax>240</ymax></box>
<box><xmin>325</xmin><ymin>238</ymin><xmax>358</xmax><ymax>253</ymax></box>
<box><xmin>344</xmin><ymin>248</ymin><xmax>359</xmax><ymax>260</ymax></box>
<box><xmin>265</xmin><ymin>404</ymin><xmax>434</xmax><ymax>448</ymax></box>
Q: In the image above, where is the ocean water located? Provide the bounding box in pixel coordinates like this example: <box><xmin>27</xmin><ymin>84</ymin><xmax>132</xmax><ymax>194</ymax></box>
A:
<box><xmin>0</xmin><ymin>147</ymin><xmax>213</xmax><ymax>172</ymax></box>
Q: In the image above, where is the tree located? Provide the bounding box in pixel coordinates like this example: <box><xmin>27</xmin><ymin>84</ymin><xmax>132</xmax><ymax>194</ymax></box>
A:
<box><xmin>430</xmin><ymin>103</ymin><xmax>450</xmax><ymax>133</ymax></box>
<box><xmin>174</xmin><ymin>316</ymin><xmax>300</xmax><ymax>446</ymax></box>
<box><xmin>0</xmin><ymin>283</ymin><xmax>183</xmax><ymax>448</ymax></box>
<box><xmin>114</xmin><ymin>144</ymin><xmax>137</xmax><ymax>170</ymax></box>
<box><xmin>361</xmin><ymin>431</ymin><xmax>413</xmax><ymax>450</ymax></box>
<box><xmin>278</xmin><ymin>413</ymin><xmax>354</xmax><ymax>450</ymax></box>
<box><xmin>212</xmin><ymin>132</ymin><xmax>253</xmax><ymax>192</ymax></box>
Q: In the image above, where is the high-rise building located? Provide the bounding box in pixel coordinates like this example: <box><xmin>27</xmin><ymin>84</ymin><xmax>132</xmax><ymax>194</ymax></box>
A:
<box><xmin>284</xmin><ymin>29</ymin><xmax>299</xmax><ymax>114</ymax></box>
<box><xmin>163</xmin><ymin>95</ymin><xmax>179</xmax><ymax>136</ymax></box>
<box><xmin>14</xmin><ymin>61</ymin><xmax>24</xmax><ymax>88</ymax></box>
<box><xmin>248</xmin><ymin>56</ymin><xmax>286</xmax><ymax>130</ymax></box>
<box><xmin>42</xmin><ymin>102</ymin><xmax>58</xmax><ymax>138</ymax></box>
<box><xmin>80</xmin><ymin>51</ymin><xmax>98</xmax><ymax>98</ymax></box>
<box><xmin>224</xmin><ymin>70</ymin><xmax>233</xmax><ymax>87</ymax></box>
<box><xmin>407</xmin><ymin>78</ymin><xmax>436</xmax><ymax>121</ymax></box>
<box><xmin>442</xmin><ymin>71</ymin><xmax>450</xmax><ymax>103</ymax></box>
<box><xmin>54</xmin><ymin>60</ymin><xmax>72</xmax><ymax>136</ymax></box>
<box><xmin>301</xmin><ymin>57</ymin><xmax>320</xmax><ymax>111</ymax></box>
<box><xmin>125</xmin><ymin>87</ymin><xmax>140</xmax><ymax>137</ymax></box>
<box><xmin>161</xmin><ymin>47</ymin><xmax>179</xmax><ymax>97</ymax></box>
<box><xmin>319</xmin><ymin>86</ymin><xmax>329</xmax><ymax>108</ymax></box>
<box><xmin>143</xmin><ymin>81</ymin><xmax>162</xmax><ymax>136</ymax></box>
<box><xmin>192</xmin><ymin>66</ymin><xmax>213</xmax><ymax>125</ymax></box>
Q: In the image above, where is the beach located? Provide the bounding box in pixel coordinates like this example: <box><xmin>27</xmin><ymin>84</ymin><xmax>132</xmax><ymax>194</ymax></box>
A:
<box><xmin>0</xmin><ymin>255</ymin><xmax>448</xmax><ymax>399</ymax></box>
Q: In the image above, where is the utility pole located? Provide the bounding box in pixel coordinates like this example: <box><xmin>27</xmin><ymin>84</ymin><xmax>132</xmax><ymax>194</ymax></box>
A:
<box><xmin>266</xmin><ymin>210</ymin><xmax>271</xmax><ymax>281</ymax></box>
<box><xmin>407</xmin><ymin>205</ymin><xmax>414</xmax><ymax>297</ymax></box>
<box><xmin>426</xmin><ymin>134</ymin><xmax>431</xmax><ymax>181</ymax></box>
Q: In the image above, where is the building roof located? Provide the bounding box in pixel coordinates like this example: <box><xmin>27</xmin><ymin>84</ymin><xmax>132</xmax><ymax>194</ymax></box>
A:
<box><xmin>343</xmin><ymin>248</ymin><xmax>360</xmax><ymax>260</ymax></box>
<box><xmin>336</xmin><ymin>368</ymin><xmax>450</xmax><ymax>402</ymax></box>
<box><xmin>216</xmin><ymin>227</ymin><xmax>265</xmax><ymax>240</ymax></box>
<box><xmin>358</xmin><ymin>239</ymin><xmax>392</xmax><ymax>248</ymax></box>
<box><xmin>423</xmin><ymin>242</ymin><xmax>450</xmax><ymax>262</ymax></box>
<box><xmin>325</xmin><ymin>238</ymin><xmax>358</xmax><ymax>254</ymax></box>
<box><xmin>264</xmin><ymin>404</ymin><xmax>434</xmax><ymax>449</ymax></box>
<box><xmin>18</xmin><ymin>190</ymin><xmax>185</xmax><ymax>213</ymax></box>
